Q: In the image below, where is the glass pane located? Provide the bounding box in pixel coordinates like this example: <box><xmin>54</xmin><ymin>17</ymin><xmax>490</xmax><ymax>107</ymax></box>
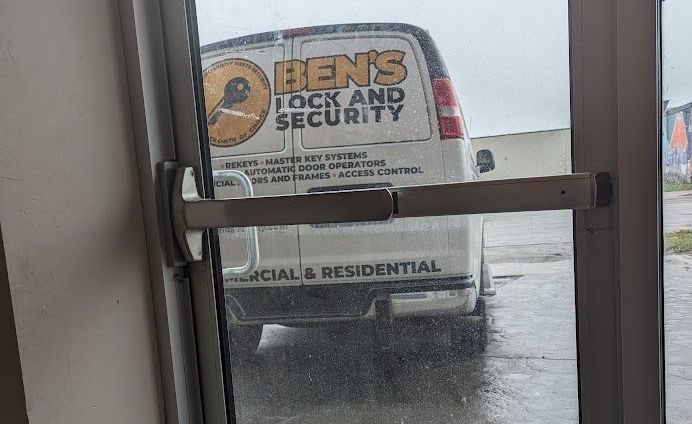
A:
<box><xmin>193</xmin><ymin>1</ymin><xmax>577</xmax><ymax>422</ymax></box>
<box><xmin>662</xmin><ymin>2</ymin><xmax>692</xmax><ymax>422</ymax></box>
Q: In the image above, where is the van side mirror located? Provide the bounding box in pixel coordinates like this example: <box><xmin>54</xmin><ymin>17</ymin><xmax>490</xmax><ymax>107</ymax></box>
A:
<box><xmin>476</xmin><ymin>149</ymin><xmax>495</xmax><ymax>173</ymax></box>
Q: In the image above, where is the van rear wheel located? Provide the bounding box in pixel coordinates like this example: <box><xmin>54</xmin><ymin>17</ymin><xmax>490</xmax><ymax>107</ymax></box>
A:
<box><xmin>451</xmin><ymin>298</ymin><xmax>488</xmax><ymax>355</ymax></box>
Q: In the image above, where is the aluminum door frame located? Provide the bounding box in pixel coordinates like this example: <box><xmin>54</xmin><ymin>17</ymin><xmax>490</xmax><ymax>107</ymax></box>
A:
<box><xmin>571</xmin><ymin>0</ymin><xmax>662</xmax><ymax>422</ymax></box>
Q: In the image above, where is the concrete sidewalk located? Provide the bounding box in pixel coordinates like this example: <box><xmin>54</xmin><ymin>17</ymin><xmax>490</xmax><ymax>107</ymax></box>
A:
<box><xmin>485</xmin><ymin>209</ymin><xmax>691</xmax><ymax>423</ymax></box>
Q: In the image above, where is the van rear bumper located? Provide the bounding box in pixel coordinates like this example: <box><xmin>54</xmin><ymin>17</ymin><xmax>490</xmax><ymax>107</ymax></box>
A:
<box><xmin>390</xmin><ymin>288</ymin><xmax>477</xmax><ymax>318</ymax></box>
<box><xmin>224</xmin><ymin>276</ymin><xmax>476</xmax><ymax>325</ymax></box>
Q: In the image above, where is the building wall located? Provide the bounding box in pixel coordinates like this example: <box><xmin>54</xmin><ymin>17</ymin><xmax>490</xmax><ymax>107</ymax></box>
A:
<box><xmin>664</xmin><ymin>104</ymin><xmax>692</xmax><ymax>176</ymax></box>
<box><xmin>0</xmin><ymin>1</ymin><xmax>163</xmax><ymax>423</ymax></box>
<box><xmin>472</xmin><ymin>129</ymin><xmax>572</xmax><ymax>180</ymax></box>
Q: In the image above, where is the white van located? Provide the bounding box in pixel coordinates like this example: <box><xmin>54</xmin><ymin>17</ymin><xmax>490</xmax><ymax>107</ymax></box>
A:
<box><xmin>200</xmin><ymin>23</ymin><xmax>496</xmax><ymax>357</ymax></box>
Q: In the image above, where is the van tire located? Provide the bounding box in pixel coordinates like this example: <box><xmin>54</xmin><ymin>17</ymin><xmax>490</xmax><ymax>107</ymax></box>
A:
<box><xmin>228</xmin><ymin>325</ymin><xmax>263</xmax><ymax>358</ymax></box>
<box><xmin>372</xmin><ymin>336</ymin><xmax>396</xmax><ymax>401</ymax></box>
<box><xmin>451</xmin><ymin>316</ymin><xmax>487</xmax><ymax>356</ymax></box>
<box><xmin>451</xmin><ymin>299</ymin><xmax>488</xmax><ymax>355</ymax></box>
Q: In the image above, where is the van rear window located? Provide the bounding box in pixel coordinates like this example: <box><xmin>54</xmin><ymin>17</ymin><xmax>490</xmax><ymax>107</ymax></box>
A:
<box><xmin>287</xmin><ymin>35</ymin><xmax>433</xmax><ymax>149</ymax></box>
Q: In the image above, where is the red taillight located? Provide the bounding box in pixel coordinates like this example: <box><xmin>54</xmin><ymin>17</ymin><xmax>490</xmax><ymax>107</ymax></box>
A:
<box><xmin>432</xmin><ymin>77</ymin><xmax>465</xmax><ymax>139</ymax></box>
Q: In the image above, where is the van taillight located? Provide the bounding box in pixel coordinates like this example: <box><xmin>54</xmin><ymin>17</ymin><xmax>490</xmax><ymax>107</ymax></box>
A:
<box><xmin>432</xmin><ymin>77</ymin><xmax>465</xmax><ymax>139</ymax></box>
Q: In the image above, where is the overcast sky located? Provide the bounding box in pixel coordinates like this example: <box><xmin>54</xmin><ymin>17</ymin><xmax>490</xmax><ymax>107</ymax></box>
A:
<box><xmin>663</xmin><ymin>0</ymin><xmax>692</xmax><ymax>109</ymax></box>
<box><xmin>196</xmin><ymin>0</ymin><xmax>691</xmax><ymax>138</ymax></box>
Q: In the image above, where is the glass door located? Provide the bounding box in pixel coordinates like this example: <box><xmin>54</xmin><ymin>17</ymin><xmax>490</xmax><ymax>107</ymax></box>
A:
<box><xmin>190</xmin><ymin>2</ymin><xmax>586</xmax><ymax>423</ymax></box>
<box><xmin>133</xmin><ymin>0</ymin><xmax>661</xmax><ymax>422</ymax></box>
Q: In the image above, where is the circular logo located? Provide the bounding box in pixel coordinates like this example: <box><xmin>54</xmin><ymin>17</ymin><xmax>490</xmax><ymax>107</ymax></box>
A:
<box><xmin>203</xmin><ymin>58</ymin><xmax>271</xmax><ymax>147</ymax></box>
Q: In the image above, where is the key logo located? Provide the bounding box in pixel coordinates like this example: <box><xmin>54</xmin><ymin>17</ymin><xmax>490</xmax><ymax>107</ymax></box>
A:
<box><xmin>203</xmin><ymin>59</ymin><xmax>271</xmax><ymax>147</ymax></box>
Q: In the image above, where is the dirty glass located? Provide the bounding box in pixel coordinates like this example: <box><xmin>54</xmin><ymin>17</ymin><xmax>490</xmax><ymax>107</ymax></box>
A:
<box><xmin>193</xmin><ymin>1</ymin><xmax>577</xmax><ymax>422</ymax></box>
<box><xmin>662</xmin><ymin>2</ymin><xmax>692</xmax><ymax>423</ymax></box>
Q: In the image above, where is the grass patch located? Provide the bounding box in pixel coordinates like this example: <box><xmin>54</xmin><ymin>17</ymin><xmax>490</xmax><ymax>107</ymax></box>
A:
<box><xmin>664</xmin><ymin>182</ymin><xmax>692</xmax><ymax>192</ymax></box>
<box><xmin>665</xmin><ymin>230</ymin><xmax>692</xmax><ymax>254</ymax></box>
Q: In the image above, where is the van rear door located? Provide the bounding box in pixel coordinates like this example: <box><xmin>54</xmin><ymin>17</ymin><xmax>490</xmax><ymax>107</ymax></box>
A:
<box><xmin>286</xmin><ymin>28</ymin><xmax>452</xmax><ymax>285</ymax></box>
<box><xmin>204</xmin><ymin>40</ymin><xmax>303</xmax><ymax>289</ymax></box>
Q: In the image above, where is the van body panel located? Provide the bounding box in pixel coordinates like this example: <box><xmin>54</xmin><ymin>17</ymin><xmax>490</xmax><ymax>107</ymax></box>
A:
<box><xmin>205</xmin><ymin>42</ymin><xmax>303</xmax><ymax>288</ymax></box>
<box><xmin>441</xmin><ymin>140</ymin><xmax>483</xmax><ymax>285</ymax></box>
<box><xmin>294</xmin><ymin>34</ymin><xmax>433</xmax><ymax>147</ymax></box>
<box><xmin>290</xmin><ymin>31</ymin><xmax>453</xmax><ymax>285</ymax></box>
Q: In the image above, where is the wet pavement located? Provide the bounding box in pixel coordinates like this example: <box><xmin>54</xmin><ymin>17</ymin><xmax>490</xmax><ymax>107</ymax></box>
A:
<box><xmin>227</xmin><ymin>206</ymin><xmax>691</xmax><ymax>423</ymax></box>
<box><xmin>229</xmin><ymin>211</ymin><xmax>580</xmax><ymax>424</ymax></box>
<box><xmin>664</xmin><ymin>254</ymin><xmax>692</xmax><ymax>424</ymax></box>
<box><xmin>663</xmin><ymin>191</ymin><xmax>692</xmax><ymax>424</ymax></box>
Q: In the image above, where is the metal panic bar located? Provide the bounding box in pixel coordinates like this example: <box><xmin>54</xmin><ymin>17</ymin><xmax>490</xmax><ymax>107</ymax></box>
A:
<box><xmin>179</xmin><ymin>170</ymin><xmax>611</xmax><ymax>229</ymax></box>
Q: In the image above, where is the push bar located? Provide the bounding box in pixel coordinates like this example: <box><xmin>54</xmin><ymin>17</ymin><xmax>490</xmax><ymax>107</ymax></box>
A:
<box><xmin>171</xmin><ymin>167</ymin><xmax>611</xmax><ymax>263</ymax></box>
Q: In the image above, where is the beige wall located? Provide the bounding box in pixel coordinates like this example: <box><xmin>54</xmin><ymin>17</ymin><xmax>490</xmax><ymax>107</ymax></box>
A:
<box><xmin>0</xmin><ymin>1</ymin><xmax>162</xmax><ymax>423</ymax></box>
<box><xmin>473</xmin><ymin>129</ymin><xmax>572</xmax><ymax>180</ymax></box>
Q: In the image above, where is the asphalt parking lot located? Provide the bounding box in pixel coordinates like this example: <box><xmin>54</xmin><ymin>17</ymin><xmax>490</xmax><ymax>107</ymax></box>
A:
<box><xmin>228</xmin><ymin>195</ymin><xmax>691</xmax><ymax>424</ymax></box>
